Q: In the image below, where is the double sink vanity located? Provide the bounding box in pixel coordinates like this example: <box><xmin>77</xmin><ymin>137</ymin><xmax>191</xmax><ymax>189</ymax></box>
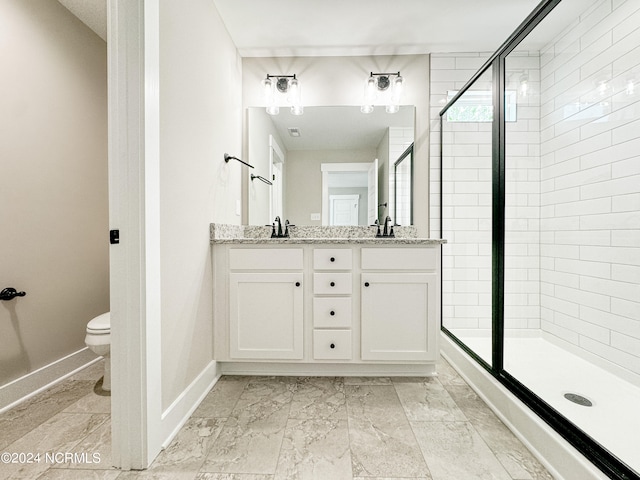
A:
<box><xmin>211</xmin><ymin>223</ymin><xmax>445</xmax><ymax>376</ymax></box>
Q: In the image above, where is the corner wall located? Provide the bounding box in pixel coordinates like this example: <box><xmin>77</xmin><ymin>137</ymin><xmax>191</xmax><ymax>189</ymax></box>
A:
<box><xmin>159</xmin><ymin>0</ymin><xmax>243</xmax><ymax>411</ymax></box>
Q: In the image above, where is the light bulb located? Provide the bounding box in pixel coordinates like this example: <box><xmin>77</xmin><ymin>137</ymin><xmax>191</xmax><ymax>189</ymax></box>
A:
<box><xmin>391</xmin><ymin>75</ymin><xmax>404</xmax><ymax>101</ymax></box>
<box><xmin>361</xmin><ymin>104</ymin><xmax>374</xmax><ymax>114</ymax></box>
<box><xmin>386</xmin><ymin>104</ymin><xmax>399</xmax><ymax>114</ymax></box>
<box><xmin>262</xmin><ymin>77</ymin><xmax>273</xmax><ymax>100</ymax></box>
<box><xmin>266</xmin><ymin>105</ymin><xmax>280</xmax><ymax>115</ymax></box>
<box><xmin>291</xmin><ymin>105</ymin><xmax>304</xmax><ymax>116</ymax></box>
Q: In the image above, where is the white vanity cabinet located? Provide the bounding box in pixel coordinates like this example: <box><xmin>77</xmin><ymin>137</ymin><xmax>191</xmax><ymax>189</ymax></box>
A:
<box><xmin>223</xmin><ymin>248</ymin><xmax>304</xmax><ymax>360</ymax></box>
<box><xmin>212</xmin><ymin>240</ymin><xmax>442</xmax><ymax>376</ymax></box>
<box><xmin>360</xmin><ymin>248</ymin><xmax>439</xmax><ymax>362</ymax></box>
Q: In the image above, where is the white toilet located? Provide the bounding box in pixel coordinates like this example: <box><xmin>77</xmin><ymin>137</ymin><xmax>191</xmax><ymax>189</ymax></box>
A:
<box><xmin>85</xmin><ymin>312</ymin><xmax>111</xmax><ymax>391</ymax></box>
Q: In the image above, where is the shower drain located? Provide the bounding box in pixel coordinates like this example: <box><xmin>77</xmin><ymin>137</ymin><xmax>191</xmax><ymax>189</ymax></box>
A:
<box><xmin>564</xmin><ymin>393</ymin><xmax>593</xmax><ymax>407</ymax></box>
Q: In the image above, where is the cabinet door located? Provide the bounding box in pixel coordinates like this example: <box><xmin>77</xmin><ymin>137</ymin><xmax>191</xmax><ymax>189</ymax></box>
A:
<box><xmin>229</xmin><ymin>273</ymin><xmax>303</xmax><ymax>359</ymax></box>
<box><xmin>361</xmin><ymin>273</ymin><xmax>437</xmax><ymax>361</ymax></box>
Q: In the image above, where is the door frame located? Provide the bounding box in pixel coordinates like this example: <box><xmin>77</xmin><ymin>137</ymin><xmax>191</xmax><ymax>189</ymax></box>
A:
<box><xmin>108</xmin><ymin>0</ymin><xmax>162</xmax><ymax>469</ymax></box>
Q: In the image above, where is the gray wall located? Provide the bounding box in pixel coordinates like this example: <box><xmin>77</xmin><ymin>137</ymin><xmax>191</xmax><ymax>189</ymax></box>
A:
<box><xmin>0</xmin><ymin>0</ymin><xmax>109</xmax><ymax>386</ymax></box>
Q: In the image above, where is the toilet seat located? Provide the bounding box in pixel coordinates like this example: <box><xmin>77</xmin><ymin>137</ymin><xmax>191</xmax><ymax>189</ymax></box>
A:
<box><xmin>87</xmin><ymin>312</ymin><xmax>110</xmax><ymax>335</ymax></box>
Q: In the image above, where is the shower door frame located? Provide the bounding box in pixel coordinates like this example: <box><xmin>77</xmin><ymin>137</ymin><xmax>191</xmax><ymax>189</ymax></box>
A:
<box><xmin>438</xmin><ymin>1</ymin><xmax>639</xmax><ymax>479</ymax></box>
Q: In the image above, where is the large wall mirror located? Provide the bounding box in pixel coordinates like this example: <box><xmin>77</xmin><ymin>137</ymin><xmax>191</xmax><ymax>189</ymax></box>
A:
<box><xmin>247</xmin><ymin>105</ymin><xmax>415</xmax><ymax>226</ymax></box>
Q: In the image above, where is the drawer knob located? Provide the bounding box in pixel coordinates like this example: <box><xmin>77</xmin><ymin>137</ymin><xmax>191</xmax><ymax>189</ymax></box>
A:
<box><xmin>364</xmin><ymin>282</ymin><xmax>370</xmax><ymax>287</ymax></box>
<box><xmin>330</xmin><ymin>281</ymin><xmax>335</xmax><ymax>287</ymax></box>
<box><xmin>330</xmin><ymin>343</ymin><xmax>335</xmax><ymax>349</ymax></box>
<box><xmin>330</xmin><ymin>257</ymin><xmax>336</xmax><ymax>262</ymax></box>
<box><xmin>330</xmin><ymin>310</ymin><xmax>335</xmax><ymax>316</ymax></box>
<box><xmin>295</xmin><ymin>282</ymin><xmax>301</xmax><ymax>287</ymax></box>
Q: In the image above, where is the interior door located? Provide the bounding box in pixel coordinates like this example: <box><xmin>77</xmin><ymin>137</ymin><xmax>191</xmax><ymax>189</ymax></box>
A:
<box><xmin>367</xmin><ymin>158</ymin><xmax>379</xmax><ymax>225</ymax></box>
<box><xmin>330</xmin><ymin>194</ymin><xmax>359</xmax><ymax>225</ymax></box>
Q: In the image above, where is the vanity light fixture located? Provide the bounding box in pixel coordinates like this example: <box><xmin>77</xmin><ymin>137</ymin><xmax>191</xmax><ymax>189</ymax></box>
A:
<box><xmin>262</xmin><ymin>74</ymin><xmax>303</xmax><ymax>116</ymax></box>
<box><xmin>361</xmin><ymin>72</ymin><xmax>404</xmax><ymax>114</ymax></box>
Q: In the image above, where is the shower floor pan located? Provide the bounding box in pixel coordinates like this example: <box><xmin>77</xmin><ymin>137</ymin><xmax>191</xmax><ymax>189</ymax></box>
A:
<box><xmin>454</xmin><ymin>332</ymin><xmax>640</xmax><ymax>475</ymax></box>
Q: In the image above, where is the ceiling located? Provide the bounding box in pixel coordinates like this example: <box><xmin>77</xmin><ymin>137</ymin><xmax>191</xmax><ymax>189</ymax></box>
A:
<box><xmin>255</xmin><ymin>105</ymin><xmax>415</xmax><ymax>151</ymax></box>
<box><xmin>58</xmin><ymin>0</ymin><xmax>542</xmax><ymax>56</ymax></box>
<box><xmin>58</xmin><ymin>0</ymin><xmax>107</xmax><ymax>41</ymax></box>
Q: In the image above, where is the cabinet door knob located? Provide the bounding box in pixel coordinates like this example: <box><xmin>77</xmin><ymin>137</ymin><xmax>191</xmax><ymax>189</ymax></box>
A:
<box><xmin>330</xmin><ymin>343</ymin><xmax>335</xmax><ymax>349</ymax></box>
<box><xmin>295</xmin><ymin>282</ymin><xmax>301</xmax><ymax>287</ymax></box>
<box><xmin>330</xmin><ymin>310</ymin><xmax>335</xmax><ymax>316</ymax></box>
<box><xmin>364</xmin><ymin>282</ymin><xmax>370</xmax><ymax>287</ymax></box>
<box><xmin>330</xmin><ymin>281</ymin><xmax>335</xmax><ymax>287</ymax></box>
<box><xmin>330</xmin><ymin>257</ymin><xmax>335</xmax><ymax>262</ymax></box>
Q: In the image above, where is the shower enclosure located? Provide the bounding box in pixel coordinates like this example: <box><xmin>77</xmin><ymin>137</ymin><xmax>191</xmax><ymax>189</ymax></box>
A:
<box><xmin>435</xmin><ymin>0</ymin><xmax>640</xmax><ymax>478</ymax></box>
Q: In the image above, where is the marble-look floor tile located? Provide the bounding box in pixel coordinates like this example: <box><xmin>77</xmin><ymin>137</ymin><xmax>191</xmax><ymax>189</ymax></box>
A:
<box><xmin>196</xmin><ymin>474</ymin><xmax>274</xmax><ymax>479</ymax></box>
<box><xmin>344</xmin><ymin>377</ymin><xmax>392</xmax><ymax>385</ymax></box>
<box><xmin>201</xmin><ymin>382</ymin><xmax>293</xmax><ymax>474</ymax></box>
<box><xmin>63</xmin><ymin>390</ymin><xmax>111</xmax><ymax>414</ymax></box>
<box><xmin>435</xmin><ymin>356</ymin><xmax>468</xmax><ymax>387</ymax></box>
<box><xmin>0</xmin><ymin>380</ymin><xmax>95</xmax><ymax>450</ymax></box>
<box><xmin>1</xmin><ymin>412</ymin><xmax>108</xmax><ymax>479</ymax></box>
<box><xmin>117</xmin><ymin>472</ymin><xmax>196</xmax><ymax>480</ymax></box>
<box><xmin>288</xmin><ymin>377</ymin><xmax>346</xmax><ymax>420</ymax></box>
<box><xmin>52</xmin><ymin>418</ymin><xmax>112</xmax><ymax>470</ymax></box>
<box><xmin>193</xmin><ymin>377</ymin><xmax>249</xmax><ymax>418</ymax></box>
<box><xmin>446</xmin><ymin>384</ymin><xmax>554</xmax><ymax>480</ymax></box>
<box><xmin>36</xmin><ymin>468</ymin><xmax>120</xmax><ymax>479</ymax></box>
<box><xmin>149</xmin><ymin>417</ymin><xmax>225</xmax><ymax>473</ymax></box>
<box><xmin>353</xmin><ymin>477</ymin><xmax>431</xmax><ymax>480</ymax></box>
<box><xmin>394</xmin><ymin>378</ymin><xmax>467</xmax><ymax>422</ymax></box>
<box><xmin>274</xmin><ymin>417</ymin><xmax>351</xmax><ymax>480</ymax></box>
<box><xmin>411</xmin><ymin>420</ymin><xmax>512</xmax><ymax>480</ymax></box>
<box><xmin>346</xmin><ymin>385</ymin><xmax>431</xmax><ymax>478</ymax></box>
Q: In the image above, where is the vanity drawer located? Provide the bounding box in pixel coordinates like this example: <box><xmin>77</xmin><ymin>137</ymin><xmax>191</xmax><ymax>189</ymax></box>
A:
<box><xmin>313</xmin><ymin>273</ymin><xmax>352</xmax><ymax>295</ymax></box>
<box><xmin>313</xmin><ymin>297</ymin><xmax>352</xmax><ymax>328</ymax></box>
<box><xmin>313</xmin><ymin>249</ymin><xmax>353</xmax><ymax>270</ymax></box>
<box><xmin>313</xmin><ymin>330</ymin><xmax>352</xmax><ymax>360</ymax></box>
<box><xmin>229</xmin><ymin>248</ymin><xmax>303</xmax><ymax>270</ymax></box>
<box><xmin>361</xmin><ymin>247</ymin><xmax>438</xmax><ymax>271</ymax></box>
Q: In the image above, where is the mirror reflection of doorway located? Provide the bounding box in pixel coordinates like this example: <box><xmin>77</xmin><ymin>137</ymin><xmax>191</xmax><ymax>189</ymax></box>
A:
<box><xmin>321</xmin><ymin>160</ymin><xmax>378</xmax><ymax>226</ymax></box>
<box><xmin>330</xmin><ymin>194</ymin><xmax>359</xmax><ymax>225</ymax></box>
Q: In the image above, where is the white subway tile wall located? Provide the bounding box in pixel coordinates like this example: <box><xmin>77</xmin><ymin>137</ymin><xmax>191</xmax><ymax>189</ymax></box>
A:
<box><xmin>430</xmin><ymin>0</ymin><xmax>640</xmax><ymax>380</ymax></box>
<box><xmin>538</xmin><ymin>0</ymin><xmax>640</xmax><ymax>377</ymax></box>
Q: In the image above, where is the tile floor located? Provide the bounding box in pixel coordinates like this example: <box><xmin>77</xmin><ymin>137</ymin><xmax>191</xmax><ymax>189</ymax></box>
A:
<box><xmin>0</xmin><ymin>357</ymin><xmax>554</xmax><ymax>479</ymax></box>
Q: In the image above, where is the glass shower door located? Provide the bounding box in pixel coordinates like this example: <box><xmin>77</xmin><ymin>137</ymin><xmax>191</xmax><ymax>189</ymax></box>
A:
<box><xmin>441</xmin><ymin>65</ymin><xmax>495</xmax><ymax>366</ymax></box>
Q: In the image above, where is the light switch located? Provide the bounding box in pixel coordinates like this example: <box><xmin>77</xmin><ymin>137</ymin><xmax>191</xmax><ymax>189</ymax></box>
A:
<box><xmin>310</xmin><ymin>213</ymin><xmax>320</xmax><ymax>221</ymax></box>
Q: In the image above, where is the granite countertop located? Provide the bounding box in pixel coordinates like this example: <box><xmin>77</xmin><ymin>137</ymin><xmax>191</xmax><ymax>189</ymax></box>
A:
<box><xmin>210</xmin><ymin>223</ymin><xmax>446</xmax><ymax>245</ymax></box>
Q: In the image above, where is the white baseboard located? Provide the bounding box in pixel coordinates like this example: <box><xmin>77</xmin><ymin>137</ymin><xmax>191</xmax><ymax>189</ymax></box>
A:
<box><xmin>159</xmin><ymin>361</ymin><xmax>221</xmax><ymax>450</ymax></box>
<box><xmin>219</xmin><ymin>362</ymin><xmax>436</xmax><ymax>377</ymax></box>
<box><xmin>440</xmin><ymin>333</ymin><xmax>608</xmax><ymax>480</ymax></box>
<box><xmin>0</xmin><ymin>348</ymin><xmax>101</xmax><ymax>414</ymax></box>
